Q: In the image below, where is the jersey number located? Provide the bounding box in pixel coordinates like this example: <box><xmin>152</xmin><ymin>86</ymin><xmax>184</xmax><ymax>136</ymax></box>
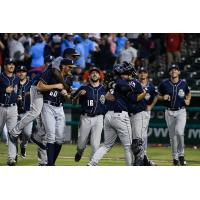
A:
<box><xmin>49</xmin><ymin>91</ymin><xmax>58</xmax><ymax>97</ymax></box>
<box><xmin>87</xmin><ymin>100</ymin><xmax>94</xmax><ymax>107</ymax></box>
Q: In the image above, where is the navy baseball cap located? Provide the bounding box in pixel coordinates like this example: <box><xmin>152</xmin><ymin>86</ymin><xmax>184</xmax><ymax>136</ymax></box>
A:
<box><xmin>44</xmin><ymin>55</ymin><xmax>54</xmax><ymax>63</ymax></box>
<box><xmin>63</xmin><ymin>48</ymin><xmax>80</xmax><ymax>56</ymax></box>
<box><xmin>169</xmin><ymin>64</ymin><xmax>180</xmax><ymax>72</ymax></box>
<box><xmin>5</xmin><ymin>58</ymin><xmax>15</xmax><ymax>65</ymax></box>
<box><xmin>89</xmin><ymin>67</ymin><xmax>101</xmax><ymax>74</ymax></box>
<box><xmin>16</xmin><ymin>65</ymin><xmax>28</xmax><ymax>72</ymax></box>
<box><xmin>138</xmin><ymin>67</ymin><xmax>148</xmax><ymax>73</ymax></box>
<box><xmin>60</xmin><ymin>58</ymin><xmax>74</xmax><ymax>66</ymax></box>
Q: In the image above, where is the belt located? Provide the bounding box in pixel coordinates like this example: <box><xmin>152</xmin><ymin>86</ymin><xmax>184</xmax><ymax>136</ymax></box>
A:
<box><xmin>44</xmin><ymin>100</ymin><xmax>63</xmax><ymax>107</ymax></box>
<box><xmin>0</xmin><ymin>103</ymin><xmax>16</xmax><ymax>107</ymax></box>
<box><xmin>82</xmin><ymin>113</ymin><xmax>102</xmax><ymax>117</ymax></box>
<box><xmin>109</xmin><ymin>110</ymin><xmax>123</xmax><ymax>113</ymax></box>
<box><xmin>167</xmin><ymin>107</ymin><xmax>185</xmax><ymax>111</ymax></box>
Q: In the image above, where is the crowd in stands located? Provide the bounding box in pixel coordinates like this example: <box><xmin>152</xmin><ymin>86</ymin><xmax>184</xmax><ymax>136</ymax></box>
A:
<box><xmin>0</xmin><ymin>33</ymin><xmax>200</xmax><ymax>89</ymax></box>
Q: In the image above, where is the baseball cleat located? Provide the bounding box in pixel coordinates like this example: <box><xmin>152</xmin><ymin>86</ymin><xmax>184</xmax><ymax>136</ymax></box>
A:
<box><xmin>7</xmin><ymin>159</ymin><xmax>16</xmax><ymax>166</ymax></box>
<box><xmin>30</xmin><ymin>134</ymin><xmax>46</xmax><ymax>150</ymax></box>
<box><xmin>38</xmin><ymin>163</ymin><xmax>47</xmax><ymax>166</ymax></box>
<box><xmin>75</xmin><ymin>152</ymin><xmax>82</xmax><ymax>162</ymax></box>
<box><xmin>179</xmin><ymin>156</ymin><xmax>187</xmax><ymax>166</ymax></box>
<box><xmin>173</xmin><ymin>159</ymin><xmax>179</xmax><ymax>166</ymax></box>
<box><xmin>20</xmin><ymin>147</ymin><xmax>26</xmax><ymax>159</ymax></box>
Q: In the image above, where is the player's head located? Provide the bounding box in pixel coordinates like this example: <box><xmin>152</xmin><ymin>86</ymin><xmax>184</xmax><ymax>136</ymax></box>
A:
<box><xmin>63</xmin><ymin>48</ymin><xmax>80</xmax><ymax>61</ymax></box>
<box><xmin>4</xmin><ymin>58</ymin><xmax>15</xmax><ymax>73</ymax></box>
<box><xmin>121</xmin><ymin>61</ymin><xmax>136</xmax><ymax>80</ymax></box>
<box><xmin>169</xmin><ymin>64</ymin><xmax>180</xmax><ymax>78</ymax></box>
<box><xmin>89</xmin><ymin>67</ymin><xmax>101</xmax><ymax>83</ymax></box>
<box><xmin>60</xmin><ymin>58</ymin><xmax>75</xmax><ymax>76</ymax></box>
<box><xmin>138</xmin><ymin>67</ymin><xmax>148</xmax><ymax>80</ymax></box>
<box><xmin>16</xmin><ymin>66</ymin><xmax>28</xmax><ymax>81</ymax></box>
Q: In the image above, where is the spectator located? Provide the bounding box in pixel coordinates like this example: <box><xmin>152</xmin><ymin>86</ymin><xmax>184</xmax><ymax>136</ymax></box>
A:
<box><xmin>94</xmin><ymin>35</ymin><xmax>116</xmax><ymax>70</ymax></box>
<box><xmin>61</xmin><ymin>33</ymin><xmax>75</xmax><ymax>56</ymax></box>
<box><xmin>29</xmin><ymin>34</ymin><xmax>45</xmax><ymax>69</ymax></box>
<box><xmin>8</xmin><ymin>34</ymin><xmax>25</xmax><ymax>63</ymax></box>
<box><xmin>0</xmin><ymin>38</ymin><xmax>5</xmax><ymax>73</ymax></box>
<box><xmin>43</xmin><ymin>33</ymin><xmax>53</xmax><ymax>57</ymax></box>
<box><xmin>107</xmin><ymin>33</ymin><xmax>117</xmax><ymax>56</ymax></box>
<box><xmin>81</xmin><ymin>33</ymin><xmax>95</xmax><ymax>65</ymax></box>
<box><xmin>119</xmin><ymin>40</ymin><xmax>137</xmax><ymax>65</ymax></box>
<box><xmin>50</xmin><ymin>34</ymin><xmax>62</xmax><ymax>57</ymax></box>
<box><xmin>138</xmin><ymin>33</ymin><xmax>152</xmax><ymax>68</ymax></box>
<box><xmin>74</xmin><ymin>35</ymin><xmax>86</xmax><ymax>69</ymax></box>
<box><xmin>165</xmin><ymin>33</ymin><xmax>184</xmax><ymax>68</ymax></box>
<box><xmin>115</xmin><ymin>33</ymin><xmax>128</xmax><ymax>56</ymax></box>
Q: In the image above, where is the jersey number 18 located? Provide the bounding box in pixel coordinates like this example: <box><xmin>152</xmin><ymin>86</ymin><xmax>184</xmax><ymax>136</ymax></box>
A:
<box><xmin>87</xmin><ymin>100</ymin><xmax>94</xmax><ymax>107</ymax></box>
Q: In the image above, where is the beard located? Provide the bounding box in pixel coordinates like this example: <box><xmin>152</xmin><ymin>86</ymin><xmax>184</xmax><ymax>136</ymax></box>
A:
<box><xmin>90</xmin><ymin>77</ymin><xmax>99</xmax><ymax>82</ymax></box>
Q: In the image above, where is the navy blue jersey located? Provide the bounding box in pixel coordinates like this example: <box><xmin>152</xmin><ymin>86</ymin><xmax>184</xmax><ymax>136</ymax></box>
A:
<box><xmin>106</xmin><ymin>78</ymin><xmax>133</xmax><ymax>112</ymax></box>
<box><xmin>17</xmin><ymin>79</ymin><xmax>31</xmax><ymax>113</ymax></box>
<box><xmin>127</xmin><ymin>79</ymin><xmax>146</xmax><ymax>114</ymax></box>
<box><xmin>0</xmin><ymin>72</ymin><xmax>20</xmax><ymax>104</ymax></box>
<box><xmin>142</xmin><ymin>82</ymin><xmax>158</xmax><ymax>105</ymax></box>
<box><xmin>40</xmin><ymin>69</ymin><xmax>65</xmax><ymax>104</ymax></box>
<box><xmin>158</xmin><ymin>79</ymin><xmax>190</xmax><ymax>108</ymax></box>
<box><xmin>73</xmin><ymin>84</ymin><xmax>106</xmax><ymax>115</ymax></box>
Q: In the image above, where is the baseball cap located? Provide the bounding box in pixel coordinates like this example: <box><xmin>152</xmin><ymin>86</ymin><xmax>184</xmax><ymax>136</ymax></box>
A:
<box><xmin>44</xmin><ymin>55</ymin><xmax>54</xmax><ymax>63</ymax></box>
<box><xmin>138</xmin><ymin>67</ymin><xmax>148</xmax><ymax>73</ymax></box>
<box><xmin>63</xmin><ymin>48</ymin><xmax>80</xmax><ymax>56</ymax></box>
<box><xmin>168</xmin><ymin>64</ymin><xmax>180</xmax><ymax>72</ymax></box>
<box><xmin>66</xmin><ymin>33</ymin><xmax>73</xmax><ymax>36</ymax></box>
<box><xmin>16</xmin><ymin>65</ymin><xmax>27</xmax><ymax>72</ymax></box>
<box><xmin>89</xmin><ymin>67</ymin><xmax>101</xmax><ymax>74</ymax></box>
<box><xmin>5</xmin><ymin>58</ymin><xmax>15</xmax><ymax>65</ymax></box>
<box><xmin>60</xmin><ymin>58</ymin><xmax>74</xmax><ymax>66</ymax></box>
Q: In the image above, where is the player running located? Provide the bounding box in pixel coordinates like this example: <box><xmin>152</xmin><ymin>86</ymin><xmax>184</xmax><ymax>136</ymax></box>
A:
<box><xmin>158</xmin><ymin>64</ymin><xmax>191</xmax><ymax>166</ymax></box>
<box><xmin>72</xmin><ymin>67</ymin><xmax>106</xmax><ymax>162</ymax></box>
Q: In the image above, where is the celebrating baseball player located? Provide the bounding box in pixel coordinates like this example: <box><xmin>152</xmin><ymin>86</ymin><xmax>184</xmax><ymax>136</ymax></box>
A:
<box><xmin>88</xmin><ymin>63</ymin><xmax>135</xmax><ymax>166</ymax></box>
<box><xmin>37</xmin><ymin>58</ymin><xmax>74</xmax><ymax>166</ymax></box>
<box><xmin>16</xmin><ymin>65</ymin><xmax>32</xmax><ymax>159</ymax></box>
<box><xmin>138</xmin><ymin>67</ymin><xmax>158</xmax><ymax>165</ymax></box>
<box><xmin>72</xmin><ymin>67</ymin><xmax>106</xmax><ymax>162</ymax></box>
<box><xmin>158</xmin><ymin>64</ymin><xmax>191</xmax><ymax>166</ymax></box>
<box><xmin>8</xmin><ymin>56</ymin><xmax>58</xmax><ymax>145</ymax></box>
<box><xmin>0</xmin><ymin>58</ymin><xmax>19</xmax><ymax>166</ymax></box>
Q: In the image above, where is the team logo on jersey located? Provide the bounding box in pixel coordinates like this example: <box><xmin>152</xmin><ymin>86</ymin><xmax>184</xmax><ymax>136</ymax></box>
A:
<box><xmin>145</xmin><ymin>93</ymin><xmax>150</xmax><ymax>100</ymax></box>
<box><xmin>178</xmin><ymin>89</ymin><xmax>185</xmax><ymax>98</ymax></box>
<box><xmin>129</xmin><ymin>81</ymin><xmax>135</xmax><ymax>88</ymax></box>
<box><xmin>100</xmin><ymin>95</ymin><xmax>105</xmax><ymax>104</ymax></box>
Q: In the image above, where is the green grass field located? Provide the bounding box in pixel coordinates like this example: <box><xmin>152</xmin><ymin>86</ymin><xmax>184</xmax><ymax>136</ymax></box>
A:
<box><xmin>0</xmin><ymin>142</ymin><xmax>200</xmax><ymax>166</ymax></box>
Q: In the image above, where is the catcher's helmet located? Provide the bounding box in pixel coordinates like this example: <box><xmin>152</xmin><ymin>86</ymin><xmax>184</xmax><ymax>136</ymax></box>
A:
<box><xmin>121</xmin><ymin>61</ymin><xmax>137</xmax><ymax>76</ymax></box>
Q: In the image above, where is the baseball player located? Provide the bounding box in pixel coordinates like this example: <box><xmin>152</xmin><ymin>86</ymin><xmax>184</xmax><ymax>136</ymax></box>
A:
<box><xmin>8</xmin><ymin>55</ymin><xmax>61</xmax><ymax>144</ymax></box>
<box><xmin>88</xmin><ymin>63</ymin><xmax>134</xmax><ymax>166</ymax></box>
<box><xmin>72</xmin><ymin>67</ymin><xmax>106</xmax><ymax>162</ymax></box>
<box><xmin>138</xmin><ymin>67</ymin><xmax>158</xmax><ymax>165</ymax></box>
<box><xmin>16</xmin><ymin>65</ymin><xmax>32</xmax><ymax>159</ymax></box>
<box><xmin>158</xmin><ymin>64</ymin><xmax>191</xmax><ymax>166</ymax></box>
<box><xmin>37</xmin><ymin>58</ymin><xmax>74</xmax><ymax>166</ymax></box>
<box><xmin>0</xmin><ymin>58</ymin><xmax>19</xmax><ymax>166</ymax></box>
